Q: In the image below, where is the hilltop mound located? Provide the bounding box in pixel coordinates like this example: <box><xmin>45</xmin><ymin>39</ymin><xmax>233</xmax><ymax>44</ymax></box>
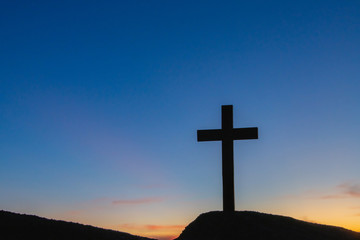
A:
<box><xmin>0</xmin><ymin>210</ymin><xmax>153</xmax><ymax>240</ymax></box>
<box><xmin>175</xmin><ymin>211</ymin><xmax>360</xmax><ymax>240</ymax></box>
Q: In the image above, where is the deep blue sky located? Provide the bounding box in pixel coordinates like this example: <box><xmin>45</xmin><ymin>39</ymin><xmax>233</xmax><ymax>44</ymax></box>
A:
<box><xmin>1</xmin><ymin>1</ymin><xmax>360</xmax><ymax>239</ymax></box>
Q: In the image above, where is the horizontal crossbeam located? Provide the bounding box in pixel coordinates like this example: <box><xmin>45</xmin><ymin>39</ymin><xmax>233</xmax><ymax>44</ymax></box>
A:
<box><xmin>197</xmin><ymin>129</ymin><xmax>222</xmax><ymax>141</ymax></box>
<box><xmin>232</xmin><ymin>127</ymin><xmax>258</xmax><ymax>140</ymax></box>
<box><xmin>197</xmin><ymin>127</ymin><xmax>258</xmax><ymax>142</ymax></box>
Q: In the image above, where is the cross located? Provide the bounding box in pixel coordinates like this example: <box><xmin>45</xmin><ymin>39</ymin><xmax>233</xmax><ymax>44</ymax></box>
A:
<box><xmin>197</xmin><ymin>105</ymin><xmax>258</xmax><ymax>212</ymax></box>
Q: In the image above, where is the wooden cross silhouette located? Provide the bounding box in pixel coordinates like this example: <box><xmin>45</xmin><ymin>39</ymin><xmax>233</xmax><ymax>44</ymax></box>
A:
<box><xmin>197</xmin><ymin>105</ymin><xmax>258</xmax><ymax>212</ymax></box>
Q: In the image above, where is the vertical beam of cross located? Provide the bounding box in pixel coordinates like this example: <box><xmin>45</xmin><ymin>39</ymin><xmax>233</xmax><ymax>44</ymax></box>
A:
<box><xmin>197</xmin><ymin>105</ymin><xmax>258</xmax><ymax>212</ymax></box>
<box><xmin>221</xmin><ymin>105</ymin><xmax>235</xmax><ymax>212</ymax></box>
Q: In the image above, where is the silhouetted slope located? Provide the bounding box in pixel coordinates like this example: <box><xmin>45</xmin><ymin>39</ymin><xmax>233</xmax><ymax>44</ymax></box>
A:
<box><xmin>0</xmin><ymin>210</ymin><xmax>154</xmax><ymax>240</ymax></box>
<box><xmin>175</xmin><ymin>211</ymin><xmax>360</xmax><ymax>240</ymax></box>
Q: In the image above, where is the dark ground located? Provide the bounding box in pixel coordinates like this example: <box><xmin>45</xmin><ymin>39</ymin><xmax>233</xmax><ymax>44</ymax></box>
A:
<box><xmin>2</xmin><ymin>209</ymin><xmax>360</xmax><ymax>240</ymax></box>
<box><xmin>175</xmin><ymin>211</ymin><xmax>360</xmax><ymax>240</ymax></box>
<box><xmin>0</xmin><ymin>210</ymin><xmax>154</xmax><ymax>240</ymax></box>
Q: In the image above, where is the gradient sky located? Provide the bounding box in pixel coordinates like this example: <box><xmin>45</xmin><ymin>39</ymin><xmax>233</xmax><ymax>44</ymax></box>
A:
<box><xmin>1</xmin><ymin>1</ymin><xmax>360</xmax><ymax>239</ymax></box>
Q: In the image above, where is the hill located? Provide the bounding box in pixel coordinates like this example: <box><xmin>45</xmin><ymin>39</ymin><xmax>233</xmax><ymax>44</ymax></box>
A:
<box><xmin>0</xmin><ymin>210</ymin><xmax>154</xmax><ymax>240</ymax></box>
<box><xmin>2</xmin><ymin>210</ymin><xmax>360</xmax><ymax>240</ymax></box>
<box><xmin>175</xmin><ymin>211</ymin><xmax>360</xmax><ymax>240</ymax></box>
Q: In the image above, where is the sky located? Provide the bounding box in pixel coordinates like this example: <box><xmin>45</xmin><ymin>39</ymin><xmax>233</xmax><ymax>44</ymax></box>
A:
<box><xmin>1</xmin><ymin>1</ymin><xmax>360</xmax><ymax>239</ymax></box>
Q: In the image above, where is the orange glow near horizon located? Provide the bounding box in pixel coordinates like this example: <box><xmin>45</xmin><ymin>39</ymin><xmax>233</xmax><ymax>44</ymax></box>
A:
<box><xmin>45</xmin><ymin>188</ymin><xmax>360</xmax><ymax>240</ymax></box>
<box><xmin>46</xmin><ymin>204</ymin><xmax>360</xmax><ymax>240</ymax></box>
<box><xmin>110</xmin><ymin>224</ymin><xmax>185</xmax><ymax>240</ymax></box>
<box><xmin>253</xmin><ymin>192</ymin><xmax>360</xmax><ymax>234</ymax></box>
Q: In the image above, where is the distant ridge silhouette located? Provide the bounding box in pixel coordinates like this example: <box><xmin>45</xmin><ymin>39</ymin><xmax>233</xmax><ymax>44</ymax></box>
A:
<box><xmin>175</xmin><ymin>211</ymin><xmax>360</xmax><ymax>240</ymax></box>
<box><xmin>0</xmin><ymin>210</ymin><xmax>154</xmax><ymax>240</ymax></box>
